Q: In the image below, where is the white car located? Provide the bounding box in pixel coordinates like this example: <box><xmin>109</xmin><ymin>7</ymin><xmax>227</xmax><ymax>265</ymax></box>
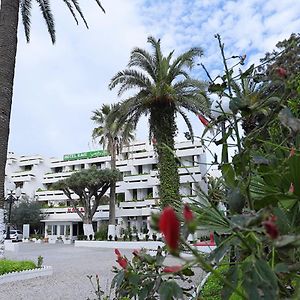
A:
<box><xmin>9</xmin><ymin>230</ymin><xmax>23</xmax><ymax>242</ymax></box>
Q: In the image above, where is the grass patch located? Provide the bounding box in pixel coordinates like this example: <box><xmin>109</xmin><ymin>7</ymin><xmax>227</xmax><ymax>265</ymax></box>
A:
<box><xmin>200</xmin><ymin>265</ymin><xmax>228</xmax><ymax>300</ymax></box>
<box><xmin>0</xmin><ymin>259</ymin><xmax>37</xmax><ymax>275</ymax></box>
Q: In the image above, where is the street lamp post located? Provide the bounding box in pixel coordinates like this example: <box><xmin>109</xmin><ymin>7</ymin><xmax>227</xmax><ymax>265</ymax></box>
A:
<box><xmin>5</xmin><ymin>186</ymin><xmax>21</xmax><ymax>240</ymax></box>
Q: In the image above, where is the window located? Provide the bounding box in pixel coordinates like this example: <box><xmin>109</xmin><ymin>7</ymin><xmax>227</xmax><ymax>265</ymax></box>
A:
<box><xmin>132</xmin><ymin>189</ymin><xmax>137</xmax><ymax>200</ymax></box>
<box><xmin>60</xmin><ymin>225</ymin><xmax>65</xmax><ymax>236</ymax></box>
<box><xmin>138</xmin><ymin>165</ymin><xmax>143</xmax><ymax>174</ymax></box>
<box><xmin>55</xmin><ymin>167</ymin><xmax>63</xmax><ymax>173</ymax></box>
<box><xmin>53</xmin><ymin>225</ymin><xmax>57</xmax><ymax>235</ymax></box>
<box><xmin>65</xmin><ymin>225</ymin><xmax>70</xmax><ymax>236</ymax></box>
<box><xmin>16</xmin><ymin>182</ymin><xmax>23</xmax><ymax>189</ymax></box>
<box><xmin>24</xmin><ymin>165</ymin><xmax>32</xmax><ymax>171</ymax></box>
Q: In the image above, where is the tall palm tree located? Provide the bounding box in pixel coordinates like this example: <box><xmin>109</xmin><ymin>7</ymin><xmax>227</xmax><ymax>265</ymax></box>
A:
<box><xmin>0</xmin><ymin>0</ymin><xmax>104</xmax><ymax>258</ymax></box>
<box><xmin>109</xmin><ymin>36</ymin><xmax>210</xmax><ymax>209</ymax></box>
<box><xmin>91</xmin><ymin>103</ymin><xmax>134</xmax><ymax>228</ymax></box>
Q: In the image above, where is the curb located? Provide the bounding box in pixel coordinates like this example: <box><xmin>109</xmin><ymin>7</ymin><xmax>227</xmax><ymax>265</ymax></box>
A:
<box><xmin>0</xmin><ymin>266</ymin><xmax>53</xmax><ymax>284</ymax></box>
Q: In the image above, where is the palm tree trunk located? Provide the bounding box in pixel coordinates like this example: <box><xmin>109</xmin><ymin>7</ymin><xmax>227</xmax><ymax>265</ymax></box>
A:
<box><xmin>0</xmin><ymin>0</ymin><xmax>20</xmax><ymax>259</ymax></box>
<box><xmin>151</xmin><ymin>103</ymin><xmax>181</xmax><ymax>210</ymax></box>
<box><xmin>109</xmin><ymin>140</ymin><xmax>116</xmax><ymax>225</ymax></box>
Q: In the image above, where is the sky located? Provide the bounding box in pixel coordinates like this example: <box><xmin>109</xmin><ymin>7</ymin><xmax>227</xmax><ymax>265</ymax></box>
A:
<box><xmin>8</xmin><ymin>0</ymin><xmax>300</xmax><ymax>158</ymax></box>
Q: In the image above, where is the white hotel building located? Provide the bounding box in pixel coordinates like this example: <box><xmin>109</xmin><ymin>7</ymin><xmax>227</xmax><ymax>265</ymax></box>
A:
<box><xmin>5</xmin><ymin>140</ymin><xmax>206</xmax><ymax>240</ymax></box>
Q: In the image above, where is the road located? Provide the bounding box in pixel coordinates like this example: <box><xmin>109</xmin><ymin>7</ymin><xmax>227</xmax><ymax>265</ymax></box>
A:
<box><xmin>0</xmin><ymin>243</ymin><xmax>128</xmax><ymax>300</ymax></box>
<box><xmin>0</xmin><ymin>243</ymin><xmax>205</xmax><ymax>300</ymax></box>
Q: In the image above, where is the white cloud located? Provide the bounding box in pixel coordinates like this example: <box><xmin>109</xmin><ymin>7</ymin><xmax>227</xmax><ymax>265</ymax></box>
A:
<box><xmin>9</xmin><ymin>0</ymin><xmax>300</xmax><ymax>158</ymax></box>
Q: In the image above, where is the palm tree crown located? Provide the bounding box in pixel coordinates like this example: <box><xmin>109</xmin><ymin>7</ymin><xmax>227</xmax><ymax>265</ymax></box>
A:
<box><xmin>91</xmin><ymin>103</ymin><xmax>135</xmax><ymax>156</ymax></box>
<box><xmin>91</xmin><ymin>103</ymin><xmax>134</xmax><ymax>225</ymax></box>
<box><xmin>109</xmin><ymin>36</ymin><xmax>210</xmax><ymax>208</ymax></box>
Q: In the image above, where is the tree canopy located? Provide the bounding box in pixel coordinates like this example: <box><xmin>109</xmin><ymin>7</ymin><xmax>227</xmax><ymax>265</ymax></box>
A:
<box><xmin>109</xmin><ymin>36</ymin><xmax>210</xmax><ymax>208</ymax></box>
<box><xmin>53</xmin><ymin>167</ymin><xmax>121</xmax><ymax>235</ymax></box>
<box><xmin>10</xmin><ymin>200</ymin><xmax>42</xmax><ymax>230</ymax></box>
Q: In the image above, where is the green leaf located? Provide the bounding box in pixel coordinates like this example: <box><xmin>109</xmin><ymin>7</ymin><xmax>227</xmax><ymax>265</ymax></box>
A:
<box><xmin>241</xmin><ymin>258</ymin><xmax>278</xmax><ymax>300</ymax></box>
<box><xmin>208</xmin><ymin>236</ymin><xmax>235</xmax><ymax>264</ymax></box>
<box><xmin>159</xmin><ymin>281</ymin><xmax>183</xmax><ymax>300</ymax></box>
<box><xmin>222</xmin><ymin>265</ymin><xmax>239</xmax><ymax>300</ymax></box>
<box><xmin>181</xmin><ymin>268</ymin><xmax>194</xmax><ymax>276</ymax></box>
<box><xmin>215</xmin><ymin>128</ymin><xmax>233</xmax><ymax>146</ymax></box>
<box><xmin>274</xmin><ymin>263</ymin><xmax>289</xmax><ymax>274</ymax></box>
<box><xmin>227</xmin><ymin>188</ymin><xmax>246</xmax><ymax>214</ymax></box>
<box><xmin>275</xmin><ymin>235</ymin><xmax>300</xmax><ymax>248</ymax></box>
<box><xmin>240</xmin><ymin>64</ymin><xmax>254</xmax><ymax>79</ymax></box>
<box><xmin>111</xmin><ymin>270</ymin><xmax>125</xmax><ymax>290</ymax></box>
<box><xmin>221</xmin><ymin>164</ymin><xmax>236</xmax><ymax>188</ymax></box>
<box><xmin>208</xmin><ymin>82</ymin><xmax>227</xmax><ymax>93</ymax></box>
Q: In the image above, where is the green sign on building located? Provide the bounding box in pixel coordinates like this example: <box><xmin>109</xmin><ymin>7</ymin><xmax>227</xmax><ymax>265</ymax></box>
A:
<box><xmin>63</xmin><ymin>150</ymin><xmax>108</xmax><ymax>161</ymax></box>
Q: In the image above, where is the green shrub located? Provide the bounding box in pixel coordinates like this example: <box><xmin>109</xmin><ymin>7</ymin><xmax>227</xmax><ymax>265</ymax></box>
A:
<box><xmin>0</xmin><ymin>259</ymin><xmax>37</xmax><ymax>275</ymax></box>
<box><xmin>78</xmin><ymin>234</ymin><xmax>87</xmax><ymax>240</ymax></box>
<box><xmin>94</xmin><ymin>224</ymin><xmax>108</xmax><ymax>241</ymax></box>
<box><xmin>200</xmin><ymin>265</ymin><xmax>228</xmax><ymax>300</ymax></box>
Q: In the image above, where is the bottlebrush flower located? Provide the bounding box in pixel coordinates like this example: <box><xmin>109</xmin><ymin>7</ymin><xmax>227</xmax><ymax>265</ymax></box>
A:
<box><xmin>263</xmin><ymin>216</ymin><xmax>279</xmax><ymax>240</ymax></box>
<box><xmin>162</xmin><ymin>265</ymin><xmax>182</xmax><ymax>273</ymax></box>
<box><xmin>197</xmin><ymin>114</ymin><xmax>209</xmax><ymax>127</ymax></box>
<box><xmin>276</xmin><ymin>67</ymin><xmax>287</xmax><ymax>78</ymax></box>
<box><xmin>183</xmin><ymin>204</ymin><xmax>194</xmax><ymax>223</ymax></box>
<box><xmin>115</xmin><ymin>248</ymin><xmax>121</xmax><ymax>257</ymax></box>
<box><xmin>116</xmin><ymin>256</ymin><xmax>128</xmax><ymax>269</ymax></box>
<box><xmin>159</xmin><ymin>206</ymin><xmax>180</xmax><ymax>252</ymax></box>
<box><xmin>289</xmin><ymin>182</ymin><xmax>295</xmax><ymax>193</ymax></box>
<box><xmin>289</xmin><ymin>147</ymin><xmax>295</xmax><ymax>157</ymax></box>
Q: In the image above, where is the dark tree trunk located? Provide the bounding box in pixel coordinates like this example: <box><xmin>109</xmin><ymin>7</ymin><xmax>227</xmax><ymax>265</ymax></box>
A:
<box><xmin>0</xmin><ymin>0</ymin><xmax>20</xmax><ymax>257</ymax></box>
<box><xmin>109</xmin><ymin>140</ymin><xmax>116</xmax><ymax>225</ymax></box>
<box><xmin>0</xmin><ymin>0</ymin><xmax>19</xmax><ymax>206</ymax></box>
<box><xmin>150</xmin><ymin>103</ymin><xmax>181</xmax><ymax>210</ymax></box>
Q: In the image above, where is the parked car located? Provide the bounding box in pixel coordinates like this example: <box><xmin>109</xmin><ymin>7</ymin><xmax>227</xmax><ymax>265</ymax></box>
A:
<box><xmin>9</xmin><ymin>230</ymin><xmax>23</xmax><ymax>242</ymax></box>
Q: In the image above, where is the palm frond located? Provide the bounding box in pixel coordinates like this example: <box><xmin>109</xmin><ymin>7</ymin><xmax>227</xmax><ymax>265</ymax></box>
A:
<box><xmin>35</xmin><ymin>0</ymin><xmax>56</xmax><ymax>44</ymax></box>
<box><xmin>109</xmin><ymin>69</ymin><xmax>152</xmax><ymax>95</ymax></box>
<box><xmin>178</xmin><ymin>108</ymin><xmax>194</xmax><ymax>142</ymax></box>
<box><xmin>20</xmin><ymin>0</ymin><xmax>32</xmax><ymax>43</ymax></box>
<box><xmin>93</xmin><ymin>0</ymin><xmax>105</xmax><ymax>13</ymax></box>
<box><xmin>62</xmin><ymin>0</ymin><xmax>79</xmax><ymax>25</ymax></box>
<box><xmin>70</xmin><ymin>0</ymin><xmax>88</xmax><ymax>28</ymax></box>
<box><xmin>128</xmin><ymin>47</ymin><xmax>156</xmax><ymax>81</ymax></box>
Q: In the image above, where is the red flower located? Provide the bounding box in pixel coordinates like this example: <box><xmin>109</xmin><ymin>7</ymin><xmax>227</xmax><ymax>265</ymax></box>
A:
<box><xmin>263</xmin><ymin>216</ymin><xmax>279</xmax><ymax>240</ymax></box>
<box><xmin>116</xmin><ymin>256</ymin><xmax>128</xmax><ymax>269</ymax></box>
<box><xmin>183</xmin><ymin>204</ymin><xmax>194</xmax><ymax>223</ymax></box>
<box><xmin>152</xmin><ymin>137</ymin><xmax>157</xmax><ymax>145</ymax></box>
<box><xmin>115</xmin><ymin>248</ymin><xmax>121</xmax><ymax>257</ymax></box>
<box><xmin>197</xmin><ymin>115</ymin><xmax>209</xmax><ymax>127</ymax></box>
<box><xmin>162</xmin><ymin>265</ymin><xmax>182</xmax><ymax>273</ymax></box>
<box><xmin>159</xmin><ymin>206</ymin><xmax>180</xmax><ymax>251</ymax></box>
<box><xmin>289</xmin><ymin>182</ymin><xmax>295</xmax><ymax>193</ymax></box>
<box><xmin>289</xmin><ymin>147</ymin><xmax>295</xmax><ymax>157</ymax></box>
<box><xmin>276</xmin><ymin>67</ymin><xmax>287</xmax><ymax>78</ymax></box>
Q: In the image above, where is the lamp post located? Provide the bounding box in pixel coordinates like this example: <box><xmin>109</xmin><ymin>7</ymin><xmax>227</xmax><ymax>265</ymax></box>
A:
<box><xmin>5</xmin><ymin>185</ymin><xmax>21</xmax><ymax>240</ymax></box>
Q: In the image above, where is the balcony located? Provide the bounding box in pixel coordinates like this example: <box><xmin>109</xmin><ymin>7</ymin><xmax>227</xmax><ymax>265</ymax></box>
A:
<box><xmin>42</xmin><ymin>171</ymin><xmax>73</xmax><ymax>184</ymax></box>
<box><xmin>11</xmin><ymin>171</ymin><xmax>35</xmax><ymax>182</ymax></box>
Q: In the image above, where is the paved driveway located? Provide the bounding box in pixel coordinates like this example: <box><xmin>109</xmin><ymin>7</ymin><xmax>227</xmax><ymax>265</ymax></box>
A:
<box><xmin>0</xmin><ymin>243</ymin><xmax>205</xmax><ymax>300</ymax></box>
<box><xmin>0</xmin><ymin>243</ymin><xmax>130</xmax><ymax>300</ymax></box>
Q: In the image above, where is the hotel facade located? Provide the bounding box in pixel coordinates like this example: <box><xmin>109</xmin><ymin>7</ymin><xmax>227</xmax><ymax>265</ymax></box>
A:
<box><xmin>5</xmin><ymin>140</ymin><xmax>206</xmax><ymax>240</ymax></box>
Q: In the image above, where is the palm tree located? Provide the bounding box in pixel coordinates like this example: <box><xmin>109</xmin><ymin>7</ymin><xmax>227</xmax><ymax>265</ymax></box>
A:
<box><xmin>109</xmin><ymin>36</ymin><xmax>210</xmax><ymax>209</ymax></box>
<box><xmin>91</xmin><ymin>103</ymin><xmax>134</xmax><ymax>229</ymax></box>
<box><xmin>0</xmin><ymin>0</ymin><xmax>104</xmax><ymax>258</ymax></box>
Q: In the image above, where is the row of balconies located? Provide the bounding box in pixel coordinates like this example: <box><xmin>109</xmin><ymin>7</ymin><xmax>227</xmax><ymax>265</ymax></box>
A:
<box><xmin>40</xmin><ymin>194</ymin><xmax>199</xmax><ymax>222</ymax></box>
<box><xmin>40</xmin><ymin>200</ymin><xmax>159</xmax><ymax>221</ymax></box>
